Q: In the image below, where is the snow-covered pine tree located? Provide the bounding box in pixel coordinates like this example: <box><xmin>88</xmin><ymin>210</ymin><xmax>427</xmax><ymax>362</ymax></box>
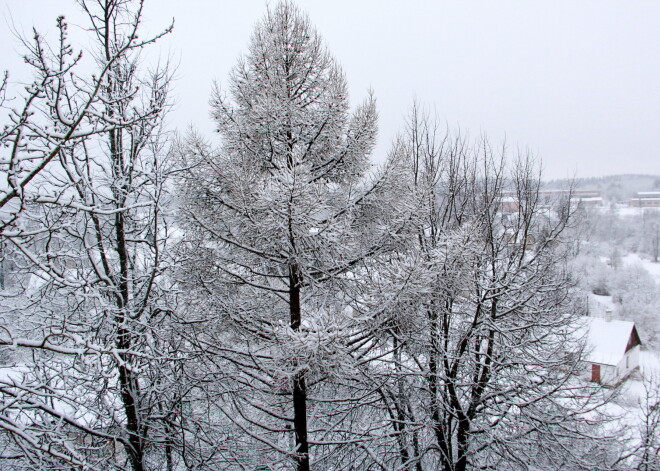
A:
<box><xmin>176</xmin><ymin>2</ymin><xmax>411</xmax><ymax>469</ymax></box>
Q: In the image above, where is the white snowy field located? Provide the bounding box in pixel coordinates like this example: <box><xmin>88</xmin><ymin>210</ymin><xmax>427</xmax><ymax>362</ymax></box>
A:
<box><xmin>622</xmin><ymin>252</ymin><xmax>660</xmax><ymax>285</ymax></box>
<box><xmin>596</xmin><ymin>349</ymin><xmax>660</xmax><ymax>465</ymax></box>
<box><xmin>597</xmin><ymin>205</ymin><xmax>660</xmax><ymax>218</ymax></box>
<box><xmin>620</xmin><ymin>350</ymin><xmax>660</xmax><ymax>401</ymax></box>
<box><xmin>589</xmin><ymin>293</ymin><xmax>616</xmax><ymax>314</ymax></box>
<box><xmin>612</xmin><ymin>352</ymin><xmax>659</xmax><ymax>432</ymax></box>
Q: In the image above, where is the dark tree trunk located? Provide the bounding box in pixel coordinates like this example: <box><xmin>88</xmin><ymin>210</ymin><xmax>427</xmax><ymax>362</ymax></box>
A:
<box><xmin>113</xmin><ymin>155</ymin><xmax>145</xmax><ymax>471</ymax></box>
<box><xmin>290</xmin><ymin>264</ymin><xmax>309</xmax><ymax>471</ymax></box>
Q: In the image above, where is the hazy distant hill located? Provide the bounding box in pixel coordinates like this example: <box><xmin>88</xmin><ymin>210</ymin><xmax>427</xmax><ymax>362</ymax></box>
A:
<box><xmin>544</xmin><ymin>174</ymin><xmax>660</xmax><ymax>203</ymax></box>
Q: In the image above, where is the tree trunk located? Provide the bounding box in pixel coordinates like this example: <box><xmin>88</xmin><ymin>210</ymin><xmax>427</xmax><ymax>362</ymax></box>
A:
<box><xmin>290</xmin><ymin>264</ymin><xmax>309</xmax><ymax>471</ymax></box>
<box><xmin>110</xmin><ymin>112</ymin><xmax>145</xmax><ymax>471</ymax></box>
<box><xmin>455</xmin><ymin>419</ymin><xmax>470</xmax><ymax>471</ymax></box>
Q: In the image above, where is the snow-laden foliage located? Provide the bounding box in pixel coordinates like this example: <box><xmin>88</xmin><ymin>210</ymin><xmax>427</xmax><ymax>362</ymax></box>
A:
<box><xmin>350</xmin><ymin>105</ymin><xmax>626</xmax><ymax>471</ymax></box>
<box><xmin>0</xmin><ymin>1</ymin><xmax>642</xmax><ymax>470</ymax></box>
<box><xmin>176</xmin><ymin>2</ymin><xmax>413</xmax><ymax>469</ymax></box>
<box><xmin>0</xmin><ymin>1</ymin><xmax>196</xmax><ymax>470</ymax></box>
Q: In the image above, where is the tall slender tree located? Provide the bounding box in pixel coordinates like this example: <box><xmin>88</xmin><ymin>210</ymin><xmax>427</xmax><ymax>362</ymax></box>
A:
<box><xmin>0</xmin><ymin>2</ymin><xmax>190</xmax><ymax>470</ymax></box>
<box><xmin>177</xmin><ymin>2</ymin><xmax>411</xmax><ymax>469</ymax></box>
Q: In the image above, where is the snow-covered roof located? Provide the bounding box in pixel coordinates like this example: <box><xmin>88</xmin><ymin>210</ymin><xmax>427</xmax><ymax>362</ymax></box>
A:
<box><xmin>577</xmin><ymin>316</ymin><xmax>638</xmax><ymax>366</ymax></box>
<box><xmin>499</xmin><ymin>196</ymin><xmax>518</xmax><ymax>203</ymax></box>
<box><xmin>573</xmin><ymin>197</ymin><xmax>602</xmax><ymax>202</ymax></box>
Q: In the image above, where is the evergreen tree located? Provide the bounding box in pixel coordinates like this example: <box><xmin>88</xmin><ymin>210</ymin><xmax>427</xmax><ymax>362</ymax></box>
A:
<box><xmin>177</xmin><ymin>2</ymin><xmax>405</xmax><ymax>469</ymax></box>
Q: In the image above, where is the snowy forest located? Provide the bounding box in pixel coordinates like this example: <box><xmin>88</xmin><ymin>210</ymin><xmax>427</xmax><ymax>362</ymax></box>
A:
<box><xmin>0</xmin><ymin>1</ymin><xmax>658</xmax><ymax>470</ymax></box>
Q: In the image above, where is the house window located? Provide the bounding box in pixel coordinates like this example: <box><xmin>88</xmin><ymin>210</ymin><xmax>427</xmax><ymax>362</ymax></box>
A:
<box><xmin>626</xmin><ymin>354</ymin><xmax>629</xmax><ymax>369</ymax></box>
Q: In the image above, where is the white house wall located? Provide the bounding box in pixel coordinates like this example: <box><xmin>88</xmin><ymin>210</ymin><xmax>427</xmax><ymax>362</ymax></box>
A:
<box><xmin>615</xmin><ymin>345</ymin><xmax>640</xmax><ymax>381</ymax></box>
<box><xmin>600</xmin><ymin>364</ymin><xmax>618</xmax><ymax>386</ymax></box>
<box><xmin>588</xmin><ymin>345</ymin><xmax>640</xmax><ymax>387</ymax></box>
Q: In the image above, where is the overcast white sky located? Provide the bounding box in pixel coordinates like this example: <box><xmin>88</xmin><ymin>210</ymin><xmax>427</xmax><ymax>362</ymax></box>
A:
<box><xmin>2</xmin><ymin>1</ymin><xmax>659</xmax><ymax>180</ymax></box>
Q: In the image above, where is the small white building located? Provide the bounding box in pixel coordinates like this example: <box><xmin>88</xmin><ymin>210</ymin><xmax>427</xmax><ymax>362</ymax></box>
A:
<box><xmin>578</xmin><ymin>316</ymin><xmax>642</xmax><ymax>387</ymax></box>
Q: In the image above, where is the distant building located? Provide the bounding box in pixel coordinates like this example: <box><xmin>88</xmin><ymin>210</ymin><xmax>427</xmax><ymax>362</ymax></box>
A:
<box><xmin>629</xmin><ymin>191</ymin><xmax>660</xmax><ymax>208</ymax></box>
<box><xmin>572</xmin><ymin>196</ymin><xmax>603</xmax><ymax>207</ymax></box>
<box><xmin>577</xmin><ymin>315</ymin><xmax>642</xmax><ymax>387</ymax></box>
<box><xmin>555</xmin><ymin>190</ymin><xmax>602</xmax><ymax>207</ymax></box>
<box><xmin>497</xmin><ymin>189</ymin><xmax>602</xmax><ymax>213</ymax></box>
<box><xmin>498</xmin><ymin>196</ymin><xmax>519</xmax><ymax>213</ymax></box>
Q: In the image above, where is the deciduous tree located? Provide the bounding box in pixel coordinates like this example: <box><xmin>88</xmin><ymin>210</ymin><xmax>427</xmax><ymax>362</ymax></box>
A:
<box><xmin>0</xmin><ymin>2</ymin><xmax>189</xmax><ymax>470</ymax></box>
<box><xmin>364</xmin><ymin>104</ymin><xmax>624</xmax><ymax>471</ymax></box>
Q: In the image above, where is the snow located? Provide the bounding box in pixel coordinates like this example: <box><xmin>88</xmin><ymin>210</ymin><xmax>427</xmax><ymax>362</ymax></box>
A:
<box><xmin>604</xmin><ymin>206</ymin><xmax>660</xmax><ymax>217</ymax></box>
<box><xmin>578</xmin><ymin>316</ymin><xmax>635</xmax><ymax>366</ymax></box>
<box><xmin>621</xmin><ymin>252</ymin><xmax>660</xmax><ymax>285</ymax></box>
<box><xmin>0</xmin><ymin>365</ymin><xmax>29</xmax><ymax>383</ymax></box>
<box><xmin>0</xmin><ymin>364</ymin><xmax>104</xmax><ymax>428</ymax></box>
<box><xmin>589</xmin><ymin>293</ymin><xmax>616</xmax><ymax>315</ymax></box>
<box><xmin>615</xmin><ymin>351</ymin><xmax>660</xmax><ymax>409</ymax></box>
<box><xmin>638</xmin><ymin>349</ymin><xmax>660</xmax><ymax>377</ymax></box>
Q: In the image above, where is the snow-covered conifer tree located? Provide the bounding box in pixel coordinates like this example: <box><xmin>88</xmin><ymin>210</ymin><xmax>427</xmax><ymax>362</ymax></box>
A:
<box><xmin>176</xmin><ymin>2</ymin><xmax>410</xmax><ymax>469</ymax></box>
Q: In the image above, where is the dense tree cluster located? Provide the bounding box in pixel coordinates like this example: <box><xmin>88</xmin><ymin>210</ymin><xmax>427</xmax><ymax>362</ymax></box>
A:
<box><xmin>0</xmin><ymin>1</ymin><xmax>654</xmax><ymax>470</ymax></box>
<box><xmin>569</xmin><ymin>208</ymin><xmax>660</xmax><ymax>349</ymax></box>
